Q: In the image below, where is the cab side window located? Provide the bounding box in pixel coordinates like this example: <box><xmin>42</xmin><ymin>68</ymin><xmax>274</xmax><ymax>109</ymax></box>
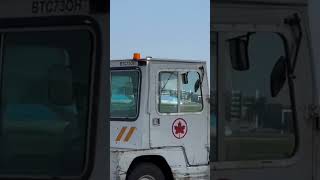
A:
<box><xmin>158</xmin><ymin>71</ymin><xmax>203</xmax><ymax>113</ymax></box>
<box><xmin>159</xmin><ymin>72</ymin><xmax>179</xmax><ymax>113</ymax></box>
<box><xmin>180</xmin><ymin>71</ymin><xmax>203</xmax><ymax>112</ymax></box>
<box><xmin>220</xmin><ymin>32</ymin><xmax>295</xmax><ymax>161</ymax></box>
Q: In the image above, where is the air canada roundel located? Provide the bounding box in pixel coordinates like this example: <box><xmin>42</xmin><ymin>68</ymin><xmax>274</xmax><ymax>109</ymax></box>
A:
<box><xmin>172</xmin><ymin>118</ymin><xmax>188</xmax><ymax>139</ymax></box>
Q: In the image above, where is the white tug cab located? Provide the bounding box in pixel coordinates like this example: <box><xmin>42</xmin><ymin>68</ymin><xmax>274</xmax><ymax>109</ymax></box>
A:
<box><xmin>110</xmin><ymin>53</ymin><xmax>210</xmax><ymax>180</ymax></box>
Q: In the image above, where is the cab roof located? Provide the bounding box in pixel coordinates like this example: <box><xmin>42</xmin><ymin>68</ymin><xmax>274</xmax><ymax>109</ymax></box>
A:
<box><xmin>110</xmin><ymin>58</ymin><xmax>206</xmax><ymax>68</ymax></box>
<box><xmin>112</xmin><ymin>58</ymin><xmax>206</xmax><ymax>63</ymax></box>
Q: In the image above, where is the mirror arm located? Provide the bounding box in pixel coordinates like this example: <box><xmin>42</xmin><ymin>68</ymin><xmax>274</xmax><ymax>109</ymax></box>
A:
<box><xmin>245</xmin><ymin>32</ymin><xmax>255</xmax><ymax>42</ymax></box>
<box><xmin>284</xmin><ymin>13</ymin><xmax>302</xmax><ymax>75</ymax></box>
<box><xmin>199</xmin><ymin>66</ymin><xmax>205</xmax><ymax>85</ymax></box>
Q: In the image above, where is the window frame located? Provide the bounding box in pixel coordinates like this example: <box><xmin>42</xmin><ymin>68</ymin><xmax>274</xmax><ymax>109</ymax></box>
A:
<box><xmin>110</xmin><ymin>67</ymin><xmax>142</xmax><ymax>122</ymax></box>
<box><xmin>210</xmin><ymin>31</ymin><xmax>219</xmax><ymax>162</ymax></box>
<box><xmin>157</xmin><ymin>70</ymin><xmax>204</xmax><ymax>115</ymax></box>
<box><xmin>212</xmin><ymin>26</ymin><xmax>299</xmax><ymax>170</ymax></box>
<box><xmin>158</xmin><ymin>71</ymin><xmax>179</xmax><ymax>113</ymax></box>
<box><xmin>0</xmin><ymin>16</ymin><xmax>101</xmax><ymax>180</ymax></box>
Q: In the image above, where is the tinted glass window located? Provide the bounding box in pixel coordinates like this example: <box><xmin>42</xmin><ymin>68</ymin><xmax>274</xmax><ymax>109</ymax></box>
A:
<box><xmin>159</xmin><ymin>72</ymin><xmax>179</xmax><ymax>113</ymax></box>
<box><xmin>159</xmin><ymin>71</ymin><xmax>203</xmax><ymax>113</ymax></box>
<box><xmin>180</xmin><ymin>72</ymin><xmax>203</xmax><ymax>112</ymax></box>
<box><xmin>221</xmin><ymin>32</ymin><xmax>295</xmax><ymax>161</ymax></box>
<box><xmin>0</xmin><ymin>31</ymin><xmax>92</xmax><ymax>176</ymax></box>
<box><xmin>110</xmin><ymin>70</ymin><xmax>140</xmax><ymax>119</ymax></box>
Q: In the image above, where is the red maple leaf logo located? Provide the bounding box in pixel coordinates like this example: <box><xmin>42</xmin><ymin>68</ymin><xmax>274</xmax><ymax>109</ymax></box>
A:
<box><xmin>174</xmin><ymin>121</ymin><xmax>185</xmax><ymax>135</ymax></box>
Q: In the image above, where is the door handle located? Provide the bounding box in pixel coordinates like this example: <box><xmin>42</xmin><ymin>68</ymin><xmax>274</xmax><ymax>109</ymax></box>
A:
<box><xmin>308</xmin><ymin>104</ymin><xmax>320</xmax><ymax>130</ymax></box>
<box><xmin>152</xmin><ymin>118</ymin><xmax>160</xmax><ymax>126</ymax></box>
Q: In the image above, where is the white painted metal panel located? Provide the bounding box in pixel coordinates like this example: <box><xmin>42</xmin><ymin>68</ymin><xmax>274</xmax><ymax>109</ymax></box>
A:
<box><xmin>148</xmin><ymin>61</ymin><xmax>210</xmax><ymax>166</ymax></box>
<box><xmin>110</xmin><ymin>65</ymin><xmax>149</xmax><ymax>149</ymax></box>
<box><xmin>112</xmin><ymin>147</ymin><xmax>209</xmax><ymax>179</ymax></box>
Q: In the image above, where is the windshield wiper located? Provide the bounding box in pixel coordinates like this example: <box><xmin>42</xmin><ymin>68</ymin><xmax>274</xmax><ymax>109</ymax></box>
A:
<box><xmin>161</xmin><ymin>72</ymin><xmax>175</xmax><ymax>92</ymax></box>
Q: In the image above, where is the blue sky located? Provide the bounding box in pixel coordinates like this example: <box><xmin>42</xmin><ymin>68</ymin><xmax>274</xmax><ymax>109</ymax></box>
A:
<box><xmin>110</xmin><ymin>0</ymin><xmax>210</xmax><ymax>78</ymax></box>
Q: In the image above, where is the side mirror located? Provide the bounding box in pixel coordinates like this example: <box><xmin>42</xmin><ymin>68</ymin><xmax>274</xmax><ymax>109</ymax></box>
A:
<box><xmin>270</xmin><ymin>56</ymin><xmax>287</xmax><ymax>97</ymax></box>
<box><xmin>229</xmin><ymin>38</ymin><xmax>250</xmax><ymax>71</ymax></box>
<box><xmin>48</xmin><ymin>64</ymin><xmax>73</xmax><ymax>105</ymax></box>
<box><xmin>182</xmin><ymin>73</ymin><xmax>188</xmax><ymax>84</ymax></box>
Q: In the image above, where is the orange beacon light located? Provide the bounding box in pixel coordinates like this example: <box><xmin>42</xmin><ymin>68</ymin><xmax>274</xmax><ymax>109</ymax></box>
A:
<box><xmin>133</xmin><ymin>53</ymin><xmax>141</xmax><ymax>60</ymax></box>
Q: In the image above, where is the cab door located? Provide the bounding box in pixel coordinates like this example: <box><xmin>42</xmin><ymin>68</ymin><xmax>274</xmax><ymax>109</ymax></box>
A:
<box><xmin>148</xmin><ymin>62</ymin><xmax>210</xmax><ymax>166</ymax></box>
<box><xmin>211</xmin><ymin>5</ymin><xmax>313</xmax><ymax>180</ymax></box>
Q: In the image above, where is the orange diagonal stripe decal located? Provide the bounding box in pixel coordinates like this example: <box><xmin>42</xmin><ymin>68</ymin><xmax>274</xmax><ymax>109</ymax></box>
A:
<box><xmin>116</xmin><ymin>127</ymin><xmax>127</xmax><ymax>141</ymax></box>
<box><xmin>124</xmin><ymin>127</ymin><xmax>136</xmax><ymax>142</ymax></box>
